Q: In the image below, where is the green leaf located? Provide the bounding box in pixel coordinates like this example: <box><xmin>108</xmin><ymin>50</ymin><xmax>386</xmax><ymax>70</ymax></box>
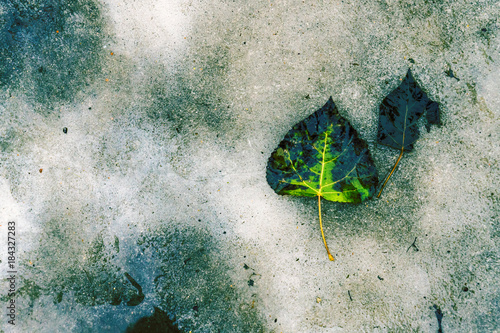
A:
<box><xmin>376</xmin><ymin>69</ymin><xmax>440</xmax><ymax>197</ymax></box>
<box><xmin>267</xmin><ymin>97</ymin><xmax>379</xmax><ymax>203</ymax></box>
<box><xmin>266</xmin><ymin>97</ymin><xmax>379</xmax><ymax>260</ymax></box>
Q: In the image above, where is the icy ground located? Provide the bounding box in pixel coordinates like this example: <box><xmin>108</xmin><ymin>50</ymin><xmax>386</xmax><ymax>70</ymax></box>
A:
<box><xmin>0</xmin><ymin>0</ymin><xmax>499</xmax><ymax>332</ymax></box>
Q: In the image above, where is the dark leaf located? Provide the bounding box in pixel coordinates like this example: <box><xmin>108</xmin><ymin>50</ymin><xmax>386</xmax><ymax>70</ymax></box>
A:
<box><xmin>267</xmin><ymin>97</ymin><xmax>378</xmax><ymax>260</ymax></box>
<box><xmin>377</xmin><ymin>69</ymin><xmax>439</xmax><ymax>197</ymax></box>
<box><xmin>267</xmin><ymin>97</ymin><xmax>378</xmax><ymax>203</ymax></box>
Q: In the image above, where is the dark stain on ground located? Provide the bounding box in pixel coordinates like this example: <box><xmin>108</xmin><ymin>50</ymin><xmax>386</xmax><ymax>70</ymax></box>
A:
<box><xmin>0</xmin><ymin>129</ymin><xmax>17</xmax><ymax>152</ymax></box>
<box><xmin>142</xmin><ymin>45</ymin><xmax>234</xmax><ymax>135</ymax></box>
<box><xmin>126</xmin><ymin>307</ymin><xmax>183</xmax><ymax>333</ymax></box>
<box><xmin>23</xmin><ymin>223</ymin><xmax>145</xmax><ymax>307</ymax></box>
<box><xmin>0</xmin><ymin>0</ymin><xmax>106</xmax><ymax>109</ymax></box>
<box><xmin>138</xmin><ymin>225</ymin><xmax>266</xmax><ymax>332</ymax></box>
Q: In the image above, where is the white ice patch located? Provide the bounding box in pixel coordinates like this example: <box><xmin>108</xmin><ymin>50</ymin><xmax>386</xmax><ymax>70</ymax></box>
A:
<box><xmin>101</xmin><ymin>0</ymin><xmax>191</xmax><ymax>63</ymax></box>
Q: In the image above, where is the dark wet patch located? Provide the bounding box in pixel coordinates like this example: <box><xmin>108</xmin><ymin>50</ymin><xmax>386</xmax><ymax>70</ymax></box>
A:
<box><xmin>126</xmin><ymin>307</ymin><xmax>184</xmax><ymax>333</ymax></box>
<box><xmin>0</xmin><ymin>128</ymin><xmax>17</xmax><ymax>153</ymax></box>
<box><xmin>141</xmin><ymin>46</ymin><xmax>234</xmax><ymax>134</ymax></box>
<box><xmin>1</xmin><ymin>279</ymin><xmax>43</xmax><ymax>312</ymax></box>
<box><xmin>138</xmin><ymin>225</ymin><xmax>266</xmax><ymax>333</ymax></box>
<box><xmin>0</xmin><ymin>0</ymin><xmax>107</xmax><ymax>109</ymax></box>
<box><xmin>19</xmin><ymin>219</ymin><xmax>143</xmax><ymax>307</ymax></box>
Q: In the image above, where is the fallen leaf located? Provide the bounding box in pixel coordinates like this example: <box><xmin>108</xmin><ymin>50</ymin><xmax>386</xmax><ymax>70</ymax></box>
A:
<box><xmin>377</xmin><ymin>69</ymin><xmax>439</xmax><ymax>197</ymax></box>
<box><xmin>267</xmin><ymin>97</ymin><xmax>378</xmax><ymax>260</ymax></box>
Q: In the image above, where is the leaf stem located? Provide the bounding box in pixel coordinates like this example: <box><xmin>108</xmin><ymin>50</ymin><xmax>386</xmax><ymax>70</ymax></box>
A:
<box><xmin>377</xmin><ymin>147</ymin><xmax>404</xmax><ymax>198</ymax></box>
<box><xmin>318</xmin><ymin>195</ymin><xmax>334</xmax><ymax>261</ymax></box>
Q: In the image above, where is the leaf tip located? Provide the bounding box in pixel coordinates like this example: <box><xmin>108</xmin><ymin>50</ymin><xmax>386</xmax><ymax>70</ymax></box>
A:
<box><xmin>325</xmin><ymin>96</ymin><xmax>336</xmax><ymax>109</ymax></box>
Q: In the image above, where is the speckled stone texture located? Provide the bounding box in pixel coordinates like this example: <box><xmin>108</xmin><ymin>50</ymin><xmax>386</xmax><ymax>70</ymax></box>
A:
<box><xmin>0</xmin><ymin>0</ymin><xmax>498</xmax><ymax>332</ymax></box>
